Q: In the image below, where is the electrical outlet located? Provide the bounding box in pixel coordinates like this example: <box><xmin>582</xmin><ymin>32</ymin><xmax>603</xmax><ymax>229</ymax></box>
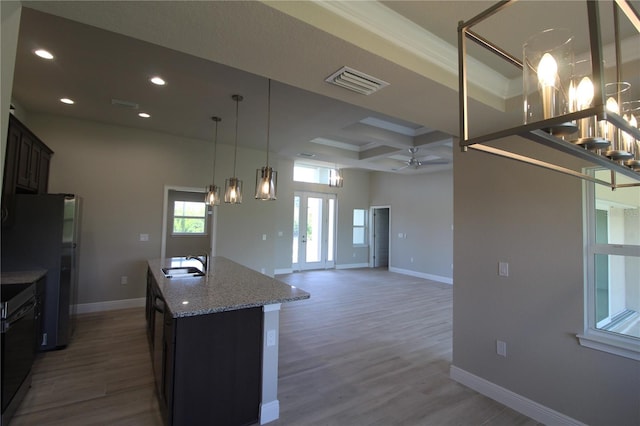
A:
<box><xmin>139</xmin><ymin>233</ymin><xmax>149</xmax><ymax>241</ymax></box>
<box><xmin>121</xmin><ymin>276</ymin><xmax>128</xmax><ymax>285</ymax></box>
<box><xmin>266</xmin><ymin>330</ymin><xmax>276</xmax><ymax>347</ymax></box>
<box><xmin>262</xmin><ymin>234</ymin><xmax>267</xmax><ymax>241</ymax></box>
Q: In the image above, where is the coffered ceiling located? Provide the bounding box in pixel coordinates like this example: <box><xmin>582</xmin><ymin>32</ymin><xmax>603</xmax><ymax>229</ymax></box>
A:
<box><xmin>11</xmin><ymin>1</ymin><xmax>640</xmax><ymax>174</ymax></box>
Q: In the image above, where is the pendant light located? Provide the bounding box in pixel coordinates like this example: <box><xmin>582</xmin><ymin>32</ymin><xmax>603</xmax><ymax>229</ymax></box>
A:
<box><xmin>224</xmin><ymin>95</ymin><xmax>243</xmax><ymax>204</ymax></box>
<box><xmin>205</xmin><ymin>116</ymin><xmax>221</xmax><ymax>206</ymax></box>
<box><xmin>329</xmin><ymin>166</ymin><xmax>344</xmax><ymax>188</ymax></box>
<box><xmin>255</xmin><ymin>79</ymin><xmax>278</xmax><ymax>200</ymax></box>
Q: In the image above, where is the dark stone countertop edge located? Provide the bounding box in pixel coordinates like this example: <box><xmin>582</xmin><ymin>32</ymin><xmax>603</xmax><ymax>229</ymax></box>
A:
<box><xmin>1</xmin><ymin>269</ymin><xmax>48</xmax><ymax>285</ymax></box>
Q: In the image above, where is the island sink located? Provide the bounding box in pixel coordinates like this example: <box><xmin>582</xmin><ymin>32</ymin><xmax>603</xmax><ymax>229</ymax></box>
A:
<box><xmin>161</xmin><ymin>266</ymin><xmax>204</xmax><ymax>278</ymax></box>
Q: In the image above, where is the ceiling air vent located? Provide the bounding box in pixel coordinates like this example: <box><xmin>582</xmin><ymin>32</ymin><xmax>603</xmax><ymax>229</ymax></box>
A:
<box><xmin>298</xmin><ymin>152</ymin><xmax>316</xmax><ymax>158</ymax></box>
<box><xmin>111</xmin><ymin>98</ymin><xmax>139</xmax><ymax>109</ymax></box>
<box><xmin>325</xmin><ymin>66</ymin><xmax>389</xmax><ymax>95</ymax></box>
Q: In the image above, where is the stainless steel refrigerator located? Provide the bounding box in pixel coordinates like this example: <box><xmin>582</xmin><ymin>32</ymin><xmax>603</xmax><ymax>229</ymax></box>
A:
<box><xmin>2</xmin><ymin>194</ymin><xmax>81</xmax><ymax>350</ymax></box>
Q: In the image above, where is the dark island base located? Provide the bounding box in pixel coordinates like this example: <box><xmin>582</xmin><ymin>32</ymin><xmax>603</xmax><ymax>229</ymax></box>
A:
<box><xmin>147</xmin><ymin>270</ymin><xmax>263</xmax><ymax>426</ymax></box>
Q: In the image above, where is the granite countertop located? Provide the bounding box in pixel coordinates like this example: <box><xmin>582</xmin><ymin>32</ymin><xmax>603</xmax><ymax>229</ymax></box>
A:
<box><xmin>148</xmin><ymin>256</ymin><xmax>309</xmax><ymax>318</ymax></box>
<box><xmin>1</xmin><ymin>269</ymin><xmax>47</xmax><ymax>285</ymax></box>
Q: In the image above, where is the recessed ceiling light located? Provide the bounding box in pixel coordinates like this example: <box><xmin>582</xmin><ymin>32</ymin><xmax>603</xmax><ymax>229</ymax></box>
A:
<box><xmin>150</xmin><ymin>76</ymin><xmax>166</xmax><ymax>86</ymax></box>
<box><xmin>34</xmin><ymin>49</ymin><xmax>54</xmax><ymax>60</ymax></box>
<box><xmin>60</xmin><ymin>98</ymin><xmax>74</xmax><ymax>105</ymax></box>
<box><xmin>138</xmin><ymin>112</ymin><xmax>151</xmax><ymax>118</ymax></box>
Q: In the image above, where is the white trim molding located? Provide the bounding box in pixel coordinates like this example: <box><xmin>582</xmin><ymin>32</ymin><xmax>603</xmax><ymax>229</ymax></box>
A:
<box><xmin>389</xmin><ymin>266</ymin><xmax>453</xmax><ymax>285</ymax></box>
<box><xmin>577</xmin><ymin>332</ymin><xmax>640</xmax><ymax>361</ymax></box>
<box><xmin>449</xmin><ymin>366</ymin><xmax>586</xmax><ymax>426</ymax></box>
<box><xmin>74</xmin><ymin>297</ymin><xmax>145</xmax><ymax>314</ymax></box>
<box><xmin>336</xmin><ymin>263</ymin><xmax>369</xmax><ymax>270</ymax></box>
<box><xmin>274</xmin><ymin>268</ymin><xmax>293</xmax><ymax>276</ymax></box>
<box><xmin>259</xmin><ymin>400</ymin><xmax>280</xmax><ymax>425</ymax></box>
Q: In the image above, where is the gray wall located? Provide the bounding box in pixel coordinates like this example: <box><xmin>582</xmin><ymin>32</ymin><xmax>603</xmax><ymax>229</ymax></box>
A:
<box><xmin>18</xmin><ymin>112</ymin><xmax>373</xmax><ymax>304</ymax></box>
<box><xmin>370</xmin><ymin>170</ymin><xmax>453</xmax><ymax>280</ymax></box>
<box><xmin>452</xmin><ymin>139</ymin><xmax>640</xmax><ymax>425</ymax></box>
<box><xmin>22</xmin><ymin>113</ymin><xmax>284</xmax><ymax>304</ymax></box>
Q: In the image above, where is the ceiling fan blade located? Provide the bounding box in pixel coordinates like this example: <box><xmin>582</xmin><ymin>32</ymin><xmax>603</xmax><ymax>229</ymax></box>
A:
<box><xmin>392</xmin><ymin>164</ymin><xmax>410</xmax><ymax>171</ymax></box>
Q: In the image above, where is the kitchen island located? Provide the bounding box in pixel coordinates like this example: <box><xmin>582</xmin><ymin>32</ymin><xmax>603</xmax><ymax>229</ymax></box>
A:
<box><xmin>146</xmin><ymin>257</ymin><xmax>309</xmax><ymax>426</ymax></box>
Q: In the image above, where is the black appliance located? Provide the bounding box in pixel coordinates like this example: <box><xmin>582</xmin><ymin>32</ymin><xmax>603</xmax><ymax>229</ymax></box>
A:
<box><xmin>1</xmin><ymin>282</ymin><xmax>37</xmax><ymax>425</ymax></box>
<box><xmin>2</xmin><ymin>194</ymin><xmax>81</xmax><ymax>350</ymax></box>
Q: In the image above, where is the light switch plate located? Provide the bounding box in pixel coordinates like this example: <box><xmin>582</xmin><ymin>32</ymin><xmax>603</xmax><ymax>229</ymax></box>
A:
<box><xmin>498</xmin><ymin>261</ymin><xmax>509</xmax><ymax>277</ymax></box>
<box><xmin>497</xmin><ymin>340</ymin><xmax>507</xmax><ymax>357</ymax></box>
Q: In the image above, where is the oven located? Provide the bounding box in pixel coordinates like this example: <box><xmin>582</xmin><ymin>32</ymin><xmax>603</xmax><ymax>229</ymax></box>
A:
<box><xmin>1</xmin><ymin>282</ymin><xmax>37</xmax><ymax>426</ymax></box>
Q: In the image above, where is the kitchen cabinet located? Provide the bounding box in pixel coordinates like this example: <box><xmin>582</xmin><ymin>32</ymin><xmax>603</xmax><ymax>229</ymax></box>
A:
<box><xmin>2</xmin><ymin>115</ymin><xmax>53</xmax><ymax>225</ymax></box>
<box><xmin>146</xmin><ymin>268</ymin><xmax>262</xmax><ymax>426</ymax></box>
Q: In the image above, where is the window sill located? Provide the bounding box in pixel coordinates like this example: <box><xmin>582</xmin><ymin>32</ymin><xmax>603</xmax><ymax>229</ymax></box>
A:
<box><xmin>577</xmin><ymin>330</ymin><xmax>640</xmax><ymax>361</ymax></box>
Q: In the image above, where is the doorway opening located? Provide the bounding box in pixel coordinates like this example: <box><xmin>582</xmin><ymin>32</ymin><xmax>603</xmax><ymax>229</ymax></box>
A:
<box><xmin>370</xmin><ymin>206</ymin><xmax>390</xmax><ymax>269</ymax></box>
<box><xmin>161</xmin><ymin>186</ymin><xmax>216</xmax><ymax>259</ymax></box>
<box><xmin>292</xmin><ymin>192</ymin><xmax>336</xmax><ymax>271</ymax></box>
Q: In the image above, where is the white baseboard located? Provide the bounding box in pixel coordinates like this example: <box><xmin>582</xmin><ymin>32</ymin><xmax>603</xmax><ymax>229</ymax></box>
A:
<box><xmin>74</xmin><ymin>297</ymin><xmax>145</xmax><ymax>314</ymax></box>
<box><xmin>449</xmin><ymin>366</ymin><xmax>586</xmax><ymax>426</ymax></box>
<box><xmin>274</xmin><ymin>268</ymin><xmax>293</xmax><ymax>275</ymax></box>
<box><xmin>389</xmin><ymin>267</ymin><xmax>453</xmax><ymax>285</ymax></box>
<box><xmin>336</xmin><ymin>263</ymin><xmax>369</xmax><ymax>270</ymax></box>
<box><xmin>260</xmin><ymin>400</ymin><xmax>280</xmax><ymax>424</ymax></box>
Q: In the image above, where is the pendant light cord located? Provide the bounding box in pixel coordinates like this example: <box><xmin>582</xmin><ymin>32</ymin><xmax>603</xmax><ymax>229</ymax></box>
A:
<box><xmin>212</xmin><ymin>118</ymin><xmax>219</xmax><ymax>182</ymax></box>
<box><xmin>266</xmin><ymin>79</ymin><xmax>271</xmax><ymax>168</ymax></box>
<box><xmin>233</xmin><ymin>96</ymin><xmax>239</xmax><ymax>178</ymax></box>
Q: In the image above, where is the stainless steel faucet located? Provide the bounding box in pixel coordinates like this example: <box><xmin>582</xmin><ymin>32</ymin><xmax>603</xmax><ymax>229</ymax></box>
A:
<box><xmin>186</xmin><ymin>253</ymin><xmax>208</xmax><ymax>273</ymax></box>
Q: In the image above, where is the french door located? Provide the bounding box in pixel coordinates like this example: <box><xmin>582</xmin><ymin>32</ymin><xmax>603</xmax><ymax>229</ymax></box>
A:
<box><xmin>293</xmin><ymin>192</ymin><xmax>336</xmax><ymax>271</ymax></box>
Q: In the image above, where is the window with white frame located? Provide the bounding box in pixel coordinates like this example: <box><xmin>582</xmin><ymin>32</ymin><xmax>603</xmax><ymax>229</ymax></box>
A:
<box><xmin>293</xmin><ymin>162</ymin><xmax>330</xmax><ymax>184</ymax></box>
<box><xmin>579</xmin><ymin>169</ymin><xmax>640</xmax><ymax>360</ymax></box>
<box><xmin>172</xmin><ymin>200</ymin><xmax>207</xmax><ymax>235</ymax></box>
<box><xmin>353</xmin><ymin>208</ymin><xmax>367</xmax><ymax>246</ymax></box>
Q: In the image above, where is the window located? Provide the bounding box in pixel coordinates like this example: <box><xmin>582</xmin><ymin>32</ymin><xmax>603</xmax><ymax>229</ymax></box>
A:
<box><xmin>293</xmin><ymin>163</ymin><xmax>330</xmax><ymax>184</ymax></box>
<box><xmin>579</xmin><ymin>169</ymin><xmax>640</xmax><ymax>360</ymax></box>
<box><xmin>173</xmin><ymin>201</ymin><xmax>207</xmax><ymax>235</ymax></box>
<box><xmin>353</xmin><ymin>209</ymin><xmax>367</xmax><ymax>246</ymax></box>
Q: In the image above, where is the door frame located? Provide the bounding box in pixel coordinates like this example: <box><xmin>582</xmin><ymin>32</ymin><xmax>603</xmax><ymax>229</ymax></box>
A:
<box><xmin>161</xmin><ymin>185</ymin><xmax>217</xmax><ymax>259</ymax></box>
<box><xmin>292</xmin><ymin>191</ymin><xmax>337</xmax><ymax>271</ymax></box>
<box><xmin>369</xmin><ymin>205</ymin><xmax>391</xmax><ymax>268</ymax></box>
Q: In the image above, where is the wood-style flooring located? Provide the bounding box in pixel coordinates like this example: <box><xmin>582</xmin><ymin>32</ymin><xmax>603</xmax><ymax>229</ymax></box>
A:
<box><xmin>11</xmin><ymin>268</ymin><xmax>538</xmax><ymax>425</ymax></box>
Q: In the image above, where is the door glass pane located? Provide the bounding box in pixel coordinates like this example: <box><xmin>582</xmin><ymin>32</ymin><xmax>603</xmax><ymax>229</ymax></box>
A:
<box><xmin>292</xmin><ymin>196</ymin><xmax>300</xmax><ymax>264</ymax></box>
<box><xmin>306</xmin><ymin>197</ymin><xmax>323</xmax><ymax>263</ymax></box>
<box><xmin>328</xmin><ymin>199</ymin><xmax>335</xmax><ymax>262</ymax></box>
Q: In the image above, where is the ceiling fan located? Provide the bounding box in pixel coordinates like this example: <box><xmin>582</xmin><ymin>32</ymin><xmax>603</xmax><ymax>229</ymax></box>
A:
<box><xmin>393</xmin><ymin>147</ymin><xmax>449</xmax><ymax>171</ymax></box>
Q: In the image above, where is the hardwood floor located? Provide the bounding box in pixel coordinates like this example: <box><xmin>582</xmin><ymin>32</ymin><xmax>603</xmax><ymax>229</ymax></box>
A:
<box><xmin>11</xmin><ymin>268</ymin><xmax>539</xmax><ymax>425</ymax></box>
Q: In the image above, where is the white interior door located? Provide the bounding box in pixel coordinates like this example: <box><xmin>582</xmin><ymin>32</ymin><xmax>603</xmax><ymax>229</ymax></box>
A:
<box><xmin>293</xmin><ymin>192</ymin><xmax>336</xmax><ymax>271</ymax></box>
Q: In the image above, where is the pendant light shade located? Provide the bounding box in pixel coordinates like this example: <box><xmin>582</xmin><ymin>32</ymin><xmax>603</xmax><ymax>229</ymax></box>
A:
<box><xmin>205</xmin><ymin>116</ymin><xmax>222</xmax><ymax>206</ymax></box>
<box><xmin>255</xmin><ymin>79</ymin><xmax>278</xmax><ymax>200</ymax></box>
<box><xmin>329</xmin><ymin>168</ymin><xmax>344</xmax><ymax>188</ymax></box>
<box><xmin>224</xmin><ymin>177</ymin><xmax>243</xmax><ymax>204</ymax></box>
<box><xmin>225</xmin><ymin>95</ymin><xmax>244</xmax><ymax>204</ymax></box>
<box><xmin>205</xmin><ymin>184</ymin><xmax>220</xmax><ymax>206</ymax></box>
<box><xmin>255</xmin><ymin>166</ymin><xmax>277</xmax><ymax>199</ymax></box>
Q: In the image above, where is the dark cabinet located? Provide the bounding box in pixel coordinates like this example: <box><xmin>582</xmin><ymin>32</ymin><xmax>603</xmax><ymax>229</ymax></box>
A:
<box><xmin>2</xmin><ymin>115</ymin><xmax>53</xmax><ymax>225</ymax></box>
<box><xmin>146</xmin><ymin>271</ymin><xmax>262</xmax><ymax>426</ymax></box>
